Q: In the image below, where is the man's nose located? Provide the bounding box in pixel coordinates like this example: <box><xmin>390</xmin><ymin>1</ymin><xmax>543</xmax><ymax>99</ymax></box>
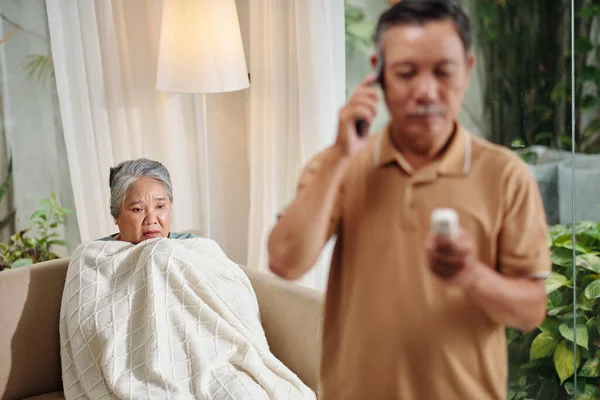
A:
<box><xmin>413</xmin><ymin>74</ymin><xmax>438</xmax><ymax>102</ymax></box>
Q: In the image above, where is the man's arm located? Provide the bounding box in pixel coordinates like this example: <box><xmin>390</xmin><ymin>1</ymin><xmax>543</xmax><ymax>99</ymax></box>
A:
<box><xmin>268</xmin><ymin>146</ymin><xmax>349</xmax><ymax>280</ymax></box>
<box><xmin>465</xmin><ymin>261</ymin><xmax>547</xmax><ymax>332</ymax></box>
<box><xmin>428</xmin><ymin>231</ymin><xmax>548</xmax><ymax>332</ymax></box>
<box><xmin>427</xmin><ymin>157</ymin><xmax>551</xmax><ymax>332</ymax></box>
<box><xmin>269</xmin><ymin>73</ymin><xmax>380</xmax><ymax>280</ymax></box>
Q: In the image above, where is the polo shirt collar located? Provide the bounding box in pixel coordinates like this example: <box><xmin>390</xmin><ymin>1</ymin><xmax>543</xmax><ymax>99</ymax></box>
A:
<box><xmin>374</xmin><ymin>122</ymin><xmax>472</xmax><ymax>176</ymax></box>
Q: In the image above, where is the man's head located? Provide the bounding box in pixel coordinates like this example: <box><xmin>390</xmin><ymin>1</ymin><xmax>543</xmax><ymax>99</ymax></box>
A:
<box><xmin>372</xmin><ymin>0</ymin><xmax>474</xmax><ymax>150</ymax></box>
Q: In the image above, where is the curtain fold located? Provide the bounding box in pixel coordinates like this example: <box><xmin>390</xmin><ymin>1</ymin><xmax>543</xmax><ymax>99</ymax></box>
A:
<box><xmin>47</xmin><ymin>0</ymin><xmax>345</xmax><ymax>286</ymax></box>
<box><xmin>46</xmin><ymin>0</ymin><xmax>250</xmax><ymax>264</ymax></box>
<box><xmin>248</xmin><ymin>0</ymin><xmax>345</xmax><ymax>290</ymax></box>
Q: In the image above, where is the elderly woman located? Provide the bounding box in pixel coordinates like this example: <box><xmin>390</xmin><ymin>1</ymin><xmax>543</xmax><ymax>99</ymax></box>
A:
<box><xmin>98</xmin><ymin>158</ymin><xmax>198</xmax><ymax>243</ymax></box>
<box><xmin>60</xmin><ymin>157</ymin><xmax>315</xmax><ymax>400</ymax></box>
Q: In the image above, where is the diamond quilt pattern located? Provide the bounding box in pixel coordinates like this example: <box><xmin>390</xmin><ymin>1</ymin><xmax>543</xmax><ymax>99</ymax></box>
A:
<box><xmin>59</xmin><ymin>238</ymin><xmax>316</xmax><ymax>400</ymax></box>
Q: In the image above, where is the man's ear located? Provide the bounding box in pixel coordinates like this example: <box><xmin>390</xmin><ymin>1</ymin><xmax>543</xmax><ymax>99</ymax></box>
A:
<box><xmin>370</xmin><ymin>54</ymin><xmax>379</xmax><ymax>69</ymax></box>
<box><xmin>465</xmin><ymin>53</ymin><xmax>475</xmax><ymax>85</ymax></box>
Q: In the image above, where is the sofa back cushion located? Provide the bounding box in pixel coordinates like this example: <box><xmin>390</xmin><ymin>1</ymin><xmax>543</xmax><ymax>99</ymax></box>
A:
<box><xmin>0</xmin><ymin>255</ymin><xmax>324</xmax><ymax>399</ymax></box>
<box><xmin>0</xmin><ymin>259</ymin><xmax>68</xmax><ymax>400</ymax></box>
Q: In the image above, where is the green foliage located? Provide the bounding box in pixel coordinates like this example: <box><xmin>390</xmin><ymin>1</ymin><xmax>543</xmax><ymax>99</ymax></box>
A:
<box><xmin>23</xmin><ymin>54</ymin><xmax>53</xmax><ymax>85</ymax></box>
<box><xmin>345</xmin><ymin>0</ymin><xmax>376</xmax><ymax>56</ymax></box>
<box><xmin>470</xmin><ymin>0</ymin><xmax>600</xmax><ymax>154</ymax></box>
<box><xmin>0</xmin><ymin>192</ymin><xmax>71</xmax><ymax>272</ymax></box>
<box><xmin>507</xmin><ymin>221</ymin><xmax>600</xmax><ymax>399</ymax></box>
<box><xmin>0</xmin><ymin>155</ymin><xmax>14</xmax><ymax>231</ymax></box>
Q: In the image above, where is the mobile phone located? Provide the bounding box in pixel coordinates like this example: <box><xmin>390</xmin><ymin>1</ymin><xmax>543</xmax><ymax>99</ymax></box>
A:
<box><xmin>355</xmin><ymin>55</ymin><xmax>384</xmax><ymax>137</ymax></box>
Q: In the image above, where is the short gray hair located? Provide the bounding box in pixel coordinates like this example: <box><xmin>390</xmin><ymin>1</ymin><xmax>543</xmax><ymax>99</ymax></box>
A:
<box><xmin>109</xmin><ymin>158</ymin><xmax>173</xmax><ymax>219</ymax></box>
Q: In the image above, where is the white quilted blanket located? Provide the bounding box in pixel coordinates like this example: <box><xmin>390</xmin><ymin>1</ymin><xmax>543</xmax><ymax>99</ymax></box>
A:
<box><xmin>59</xmin><ymin>237</ymin><xmax>316</xmax><ymax>400</ymax></box>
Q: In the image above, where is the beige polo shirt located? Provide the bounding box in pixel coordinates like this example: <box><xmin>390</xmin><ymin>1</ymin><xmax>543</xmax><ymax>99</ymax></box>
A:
<box><xmin>294</xmin><ymin>124</ymin><xmax>551</xmax><ymax>399</ymax></box>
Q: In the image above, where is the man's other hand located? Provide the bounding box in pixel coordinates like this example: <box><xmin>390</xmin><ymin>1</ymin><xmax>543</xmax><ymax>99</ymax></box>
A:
<box><xmin>426</xmin><ymin>227</ymin><xmax>479</xmax><ymax>287</ymax></box>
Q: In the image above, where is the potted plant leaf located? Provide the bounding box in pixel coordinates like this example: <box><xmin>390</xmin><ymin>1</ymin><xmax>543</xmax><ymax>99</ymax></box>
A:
<box><xmin>0</xmin><ymin>192</ymin><xmax>71</xmax><ymax>271</ymax></box>
<box><xmin>507</xmin><ymin>220</ymin><xmax>600</xmax><ymax>400</ymax></box>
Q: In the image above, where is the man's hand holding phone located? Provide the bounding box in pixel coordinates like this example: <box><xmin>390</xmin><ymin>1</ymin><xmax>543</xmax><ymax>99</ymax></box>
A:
<box><xmin>335</xmin><ymin>73</ymin><xmax>381</xmax><ymax>157</ymax></box>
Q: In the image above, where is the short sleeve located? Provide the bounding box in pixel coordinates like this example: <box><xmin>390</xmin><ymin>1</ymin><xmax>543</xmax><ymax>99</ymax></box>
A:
<box><xmin>498</xmin><ymin>160</ymin><xmax>551</xmax><ymax>279</ymax></box>
<box><xmin>279</xmin><ymin>147</ymin><xmax>343</xmax><ymax>239</ymax></box>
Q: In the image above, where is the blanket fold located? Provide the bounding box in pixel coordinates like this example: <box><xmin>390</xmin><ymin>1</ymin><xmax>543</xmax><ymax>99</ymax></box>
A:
<box><xmin>60</xmin><ymin>237</ymin><xmax>316</xmax><ymax>400</ymax></box>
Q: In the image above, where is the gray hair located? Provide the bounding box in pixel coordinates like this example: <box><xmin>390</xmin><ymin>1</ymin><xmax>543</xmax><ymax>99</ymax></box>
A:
<box><xmin>373</xmin><ymin>0</ymin><xmax>472</xmax><ymax>55</ymax></box>
<box><xmin>109</xmin><ymin>158</ymin><xmax>173</xmax><ymax>219</ymax></box>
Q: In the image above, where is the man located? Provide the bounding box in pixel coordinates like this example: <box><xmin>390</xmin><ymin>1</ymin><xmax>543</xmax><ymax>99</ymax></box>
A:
<box><xmin>268</xmin><ymin>0</ymin><xmax>551</xmax><ymax>399</ymax></box>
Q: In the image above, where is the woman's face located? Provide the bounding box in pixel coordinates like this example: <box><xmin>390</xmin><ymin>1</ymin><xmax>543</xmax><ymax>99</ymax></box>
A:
<box><xmin>115</xmin><ymin>177</ymin><xmax>172</xmax><ymax>244</ymax></box>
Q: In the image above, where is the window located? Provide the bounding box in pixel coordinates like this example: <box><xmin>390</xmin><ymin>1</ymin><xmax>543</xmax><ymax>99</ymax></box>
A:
<box><xmin>344</xmin><ymin>0</ymin><xmax>600</xmax><ymax>398</ymax></box>
<box><xmin>0</xmin><ymin>0</ymin><xmax>79</xmax><ymax>271</ymax></box>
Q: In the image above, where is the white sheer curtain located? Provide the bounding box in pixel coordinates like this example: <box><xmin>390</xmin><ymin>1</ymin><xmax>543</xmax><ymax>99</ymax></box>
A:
<box><xmin>46</xmin><ymin>0</ymin><xmax>346</xmax><ymax>288</ymax></box>
<box><xmin>46</xmin><ymin>0</ymin><xmax>250</xmax><ymax>263</ymax></box>
<box><xmin>247</xmin><ymin>1</ymin><xmax>346</xmax><ymax>291</ymax></box>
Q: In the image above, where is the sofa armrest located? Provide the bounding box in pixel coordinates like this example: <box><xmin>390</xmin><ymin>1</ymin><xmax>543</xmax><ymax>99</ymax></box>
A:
<box><xmin>239</xmin><ymin>265</ymin><xmax>324</xmax><ymax>393</ymax></box>
<box><xmin>0</xmin><ymin>259</ymin><xmax>68</xmax><ymax>400</ymax></box>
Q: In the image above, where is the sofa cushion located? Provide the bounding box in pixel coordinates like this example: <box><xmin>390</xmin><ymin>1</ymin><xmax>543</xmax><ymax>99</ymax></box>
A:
<box><xmin>0</xmin><ymin>260</ymin><xmax>67</xmax><ymax>400</ymax></box>
<box><xmin>0</xmin><ymin>256</ymin><xmax>323</xmax><ymax>398</ymax></box>
<box><xmin>23</xmin><ymin>391</ymin><xmax>65</xmax><ymax>400</ymax></box>
<box><xmin>240</xmin><ymin>265</ymin><xmax>323</xmax><ymax>392</ymax></box>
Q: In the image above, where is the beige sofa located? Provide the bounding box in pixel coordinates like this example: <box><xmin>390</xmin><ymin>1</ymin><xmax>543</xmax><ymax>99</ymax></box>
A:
<box><xmin>0</xmin><ymin>258</ymin><xmax>324</xmax><ymax>400</ymax></box>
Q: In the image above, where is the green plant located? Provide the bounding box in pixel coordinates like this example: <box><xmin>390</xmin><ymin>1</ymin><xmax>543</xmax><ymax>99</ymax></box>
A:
<box><xmin>507</xmin><ymin>221</ymin><xmax>600</xmax><ymax>399</ymax></box>
<box><xmin>0</xmin><ymin>155</ymin><xmax>14</xmax><ymax>231</ymax></box>
<box><xmin>23</xmin><ymin>54</ymin><xmax>53</xmax><ymax>85</ymax></box>
<box><xmin>469</xmin><ymin>0</ymin><xmax>600</xmax><ymax>154</ymax></box>
<box><xmin>0</xmin><ymin>192</ymin><xmax>71</xmax><ymax>271</ymax></box>
<box><xmin>345</xmin><ymin>0</ymin><xmax>376</xmax><ymax>56</ymax></box>
<box><xmin>1</xmin><ymin>12</ymin><xmax>55</xmax><ymax>86</ymax></box>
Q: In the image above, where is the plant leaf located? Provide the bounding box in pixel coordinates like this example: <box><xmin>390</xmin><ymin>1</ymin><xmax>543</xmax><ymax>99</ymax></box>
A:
<box><xmin>530</xmin><ymin>332</ymin><xmax>558</xmax><ymax>359</ymax></box>
<box><xmin>578</xmin><ymin>4</ymin><xmax>600</xmax><ymax>17</ymax></box>
<box><xmin>22</xmin><ymin>237</ymin><xmax>36</xmax><ymax>248</ymax></box>
<box><xmin>551</xmin><ymin>247</ymin><xmax>573</xmax><ymax>267</ymax></box>
<box><xmin>39</xmin><ymin>198</ymin><xmax>52</xmax><ymax>209</ymax></box>
<box><xmin>538</xmin><ymin>317</ymin><xmax>561</xmax><ymax>333</ymax></box>
<box><xmin>578</xmin><ymin>384</ymin><xmax>600</xmax><ymax>400</ymax></box>
<box><xmin>551</xmin><ymin>81</ymin><xmax>567</xmax><ymax>102</ymax></box>
<box><xmin>23</xmin><ymin>54</ymin><xmax>53</xmax><ymax>84</ymax></box>
<box><xmin>584</xmin><ymin>280</ymin><xmax>600</xmax><ymax>299</ymax></box>
<box><xmin>346</xmin><ymin>19</ymin><xmax>375</xmax><ymax>39</ymax></box>
<box><xmin>0</xmin><ymin>154</ymin><xmax>12</xmax><ymax>203</ymax></box>
<box><xmin>544</xmin><ymin>272</ymin><xmax>569</xmax><ymax>294</ymax></box>
<box><xmin>576</xmin><ymin>254</ymin><xmax>600</xmax><ymax>273</ymax></box>
<box><xmin>579</xmin><ymin>358</ymin><xmax>600</xmax><ymax>378</ymax></box>
<box><xmin>553</xmin><ymin>340</ymin><xmax>579</xmax><ymax>383</ymax></box>
<box><xmin>582</xmin><ymin>95</ymin><xmax>600</xmax><ymax>111</ymax></box>
<box><xmin>547</xmin><ymin>305</ymin><xmax>572</xmax><ymax>317</ymax></box>
<box><xmin>11</xmin><ymin>258</ymin><xmax>33</xmax><ymax>268</ymax></box>
<box><xmin>575</xmin><ymin>37</ymin><xmax>594</xmax><ymax>54</ymax></box>
<box><xmin>47</xmin><ymin>240</ymin><xmax>68</xmax><ymax>247</ymax></box>
<box><xmin>559</xmin><ymin>323</ymin><xmax>589</xmax><ymax>350</ymax></box>
<box><xmin>506</xmin><ymin>328</ymin><xmax>520</xmax><ymax>345</ymax></box>
<box><xmin>576</xmin><ymin>295</ymin><xmax>596</xmax><ymax>311</ymax></box>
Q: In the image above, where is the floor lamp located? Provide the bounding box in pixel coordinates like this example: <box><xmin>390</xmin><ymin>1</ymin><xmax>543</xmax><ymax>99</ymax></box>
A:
<box><xmin>156</xmin><ymin>0</ymin><xmax>249</xmax><ymax>238</ymax></box>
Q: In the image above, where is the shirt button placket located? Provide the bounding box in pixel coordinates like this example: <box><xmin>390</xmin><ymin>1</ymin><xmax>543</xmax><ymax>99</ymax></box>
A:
<box><xmin>402</xmin><ymin>181</ymin><xmax>417</xmax><ymax>230</ymax></box>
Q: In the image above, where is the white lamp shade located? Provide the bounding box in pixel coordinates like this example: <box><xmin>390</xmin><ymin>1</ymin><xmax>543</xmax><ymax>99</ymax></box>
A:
<box><xmin>156</xmin><ymin>0</ymin><xmax>249</xmax><ymax>93</ymax></box>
